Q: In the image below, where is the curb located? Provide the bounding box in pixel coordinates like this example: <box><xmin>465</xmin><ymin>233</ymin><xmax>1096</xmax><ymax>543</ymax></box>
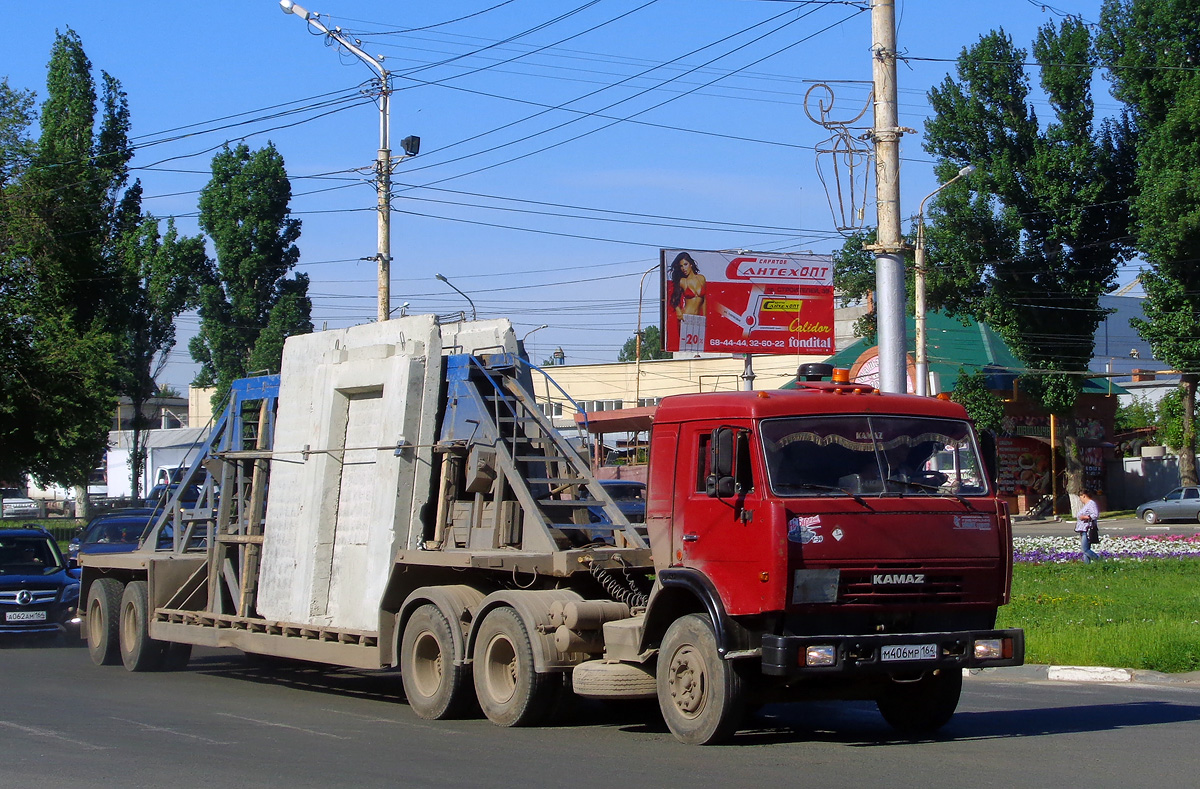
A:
<box><xmin>965</xmin><ymin>664</ymin><xmax>1200</xmax><ymax>686</ymax></box>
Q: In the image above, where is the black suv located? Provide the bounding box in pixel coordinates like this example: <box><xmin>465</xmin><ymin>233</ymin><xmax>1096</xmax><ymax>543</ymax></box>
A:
<box><xmin>0</xmin><ymin>527</ymin><xmax>81</xmax><ymax>637</ymax></box>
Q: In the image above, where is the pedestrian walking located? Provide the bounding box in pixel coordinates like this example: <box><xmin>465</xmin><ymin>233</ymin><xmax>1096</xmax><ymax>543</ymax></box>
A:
<box><xmin>1075</xmin><ymin>488</ymin><xmax>1101</xmax><ymax>563</ymax></box>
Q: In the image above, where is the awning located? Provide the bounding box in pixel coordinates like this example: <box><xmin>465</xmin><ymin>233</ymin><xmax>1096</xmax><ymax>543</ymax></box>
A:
<box><xmin>573</xmin><ymin>406</ymin><xmax>656</xmax><ymax>435</ymax></box>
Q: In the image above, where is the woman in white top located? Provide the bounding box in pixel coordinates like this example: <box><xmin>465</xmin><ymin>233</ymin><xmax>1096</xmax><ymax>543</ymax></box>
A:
<box><xmin>1075</xmin><ymin>489</ymin><xmax>1101</xmax><ymax>563</ymax></box>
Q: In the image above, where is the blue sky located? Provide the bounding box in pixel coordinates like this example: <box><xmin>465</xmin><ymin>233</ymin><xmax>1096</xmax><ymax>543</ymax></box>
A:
<box><xmin>4</xmin><ymin>0</ymin><xmax>1120</xmax><ymax>389</ymax></box>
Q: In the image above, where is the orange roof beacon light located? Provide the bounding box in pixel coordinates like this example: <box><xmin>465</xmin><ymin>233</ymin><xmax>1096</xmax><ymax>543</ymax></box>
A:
<box><xmin>831</xmin><ymin>368</ymin><xmax>851</xmax><ymax>385</ymax></box>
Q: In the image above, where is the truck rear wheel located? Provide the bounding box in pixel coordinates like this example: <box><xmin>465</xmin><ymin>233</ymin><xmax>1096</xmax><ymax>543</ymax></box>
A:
<box><xmin>657</xmin><ymin>613</ymin><xmax>745</xmax><ymax>745</ymax></box>
<box><xmin>472</xmin><ymin>607</ymin><xmax>560</xmax><ymax>727</ymax></box>
<box><xmin>119</xmin><ymin>581</ymin><xmax>165</xmax><ymax>672</ymax></box>
<box><xmin>86</xmin><ymin>578</ymin><xmax>124</xmax><ymax>666</ymax></box>
<box><xmin>876</xmin><ymin>669</ymin><xmax>962</xmax><ymax>735</ymax></box>
<box><xmin>401</xmin><ymin>604</ymin><xmax>473</xmax><ymax>720</ymax></box>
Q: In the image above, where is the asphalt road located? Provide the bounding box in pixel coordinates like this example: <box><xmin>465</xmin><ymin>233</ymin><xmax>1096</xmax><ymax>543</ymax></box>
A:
<box><xmin>3</xmin><ymin>638</ymin><xmax>1200</xmax><ymax>788</ymax></box>
<box><xmin>1012</xmin><ymin>513</ymin><xmax>1199</xmax><ymax>539</ymax></box>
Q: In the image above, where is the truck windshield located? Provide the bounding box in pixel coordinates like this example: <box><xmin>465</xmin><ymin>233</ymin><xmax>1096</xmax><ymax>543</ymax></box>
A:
<box><xmin>760</xmin><ymin>415</ymin><xmax>988</xmax><ymax>498</ymax></box>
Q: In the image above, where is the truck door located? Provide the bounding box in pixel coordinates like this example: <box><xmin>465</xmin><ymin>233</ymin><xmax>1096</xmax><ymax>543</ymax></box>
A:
<box><xmin>674</xmin><ymin>425</ymin><xmax>775</xmax><ymax>616</ymax></box>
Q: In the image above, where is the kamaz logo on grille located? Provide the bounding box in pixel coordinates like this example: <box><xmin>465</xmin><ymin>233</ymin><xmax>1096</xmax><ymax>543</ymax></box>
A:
<box><xmin>872</xmin><ymin>573</ymin><xmax>925</xmax><ymax>585</ymax></box>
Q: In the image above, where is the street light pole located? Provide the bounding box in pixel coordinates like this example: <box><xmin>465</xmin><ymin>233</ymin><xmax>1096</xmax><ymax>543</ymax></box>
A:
<box><xmin>435</xmin><ymin>274</ymin><xmax>477</xmax><ymax>320</ymax></box>
<box><xmin>914</xmin><ymin>164</ymin><xmax>975</xmax><ymax>396</ymax></box>
<box><xmin>869</xmin><ymin>0</ymin><xmax>909</xmax><ymax>394</ymax></box>
<box><xmin>279</xmin><ymin>0</ymin><xmax>393</xmax><ymax>322</ymax></box>
<box><xmin>634</xmin><ymin>262</ymin><xmax>660</xmax><ymax>407</ymax></box>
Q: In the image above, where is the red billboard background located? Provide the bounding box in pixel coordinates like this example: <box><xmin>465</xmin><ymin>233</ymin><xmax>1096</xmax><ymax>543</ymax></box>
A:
<box><xmin>660</xmin><ymin>249</ymin><xmax>835</xmax><ymax>355</ymax></box>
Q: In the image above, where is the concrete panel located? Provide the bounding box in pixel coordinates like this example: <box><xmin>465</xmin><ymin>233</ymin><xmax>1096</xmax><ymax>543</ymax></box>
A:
<box><xmin>256</xmin><ymin>316</ymin><xmax>517</xmax><ymax>631</ymax></box>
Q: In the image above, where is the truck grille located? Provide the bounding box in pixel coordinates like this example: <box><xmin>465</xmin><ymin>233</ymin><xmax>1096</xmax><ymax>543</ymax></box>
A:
<box><xmin>839</xmin><ymin>568</ymin><xmax>965</xmax><ymax>604</ymax></box>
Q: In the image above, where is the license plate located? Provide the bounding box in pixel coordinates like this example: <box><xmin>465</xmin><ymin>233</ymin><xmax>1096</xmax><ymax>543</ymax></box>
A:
<box><xmin>5</xmin><ymin>611</ymin><xmax>47</xmax><ymax>622</ymax></box>
<box><xmin>881</xmin><ymin>643</ymin><xmax>937</xmax><ymax>662</ymax></box>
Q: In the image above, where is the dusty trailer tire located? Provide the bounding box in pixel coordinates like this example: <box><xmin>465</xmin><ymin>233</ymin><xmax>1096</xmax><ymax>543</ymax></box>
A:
<box><xmin>472</xmin><ymin>607</ymin><xmax>561</xmax><ymax>727</ymax></box>
<box><xmin>401</xmin><ymin>604</ymin><xmax>473</xmax><ymax>720</ymax></box>
<box><xmin>876</xmin><ymin>669</ymin><xmax>962</xmax><ymax>735</ymax></box>
<box><xmin>657</xmin><ymin>614</ymin><xmax>746</xmax><ymax>745</ymax></box>
<box><xmin>86</xmin><ymin>578</ymin><xmax>124</xmax><ymax>666</ymax></box>
<box><xmin>119</xmin><ymin>581</ymin><xmax>164</xmax><ymax>672</ymax></box>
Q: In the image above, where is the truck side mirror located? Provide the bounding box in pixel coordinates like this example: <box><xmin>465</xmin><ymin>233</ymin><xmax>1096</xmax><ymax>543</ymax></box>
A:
<box><xmin>706</xmin><ymin>427</ymin><xmax>736</xmax><ymax>498</ymax></box>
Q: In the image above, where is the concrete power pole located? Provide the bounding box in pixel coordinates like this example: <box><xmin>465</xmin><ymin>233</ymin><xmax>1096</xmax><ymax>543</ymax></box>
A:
<box><xmin>279</xmin><ymin>1</ymin><xmax>393</xmax><ymax>322</ymax></box>
<box><xmin>868</xmin><ymin>0</ymin><xmax>909</xmax><ymax>393</ymax></box>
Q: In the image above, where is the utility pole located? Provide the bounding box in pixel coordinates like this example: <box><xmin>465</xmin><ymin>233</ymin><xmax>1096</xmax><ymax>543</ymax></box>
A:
<box><xmin>866</xmin><ymin>0</ymin><xmax>909</xmax><ymax>393</ymax></box>
<box><xmin>279</xmin><ymin>1</ymin><xmax>393</xmax><ymax>322</ymax></box>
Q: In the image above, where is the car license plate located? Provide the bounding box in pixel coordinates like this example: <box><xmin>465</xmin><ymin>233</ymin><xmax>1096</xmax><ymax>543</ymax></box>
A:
<box><xmin>881</xmin><ymin>643</ymin><xmax>937</xmax><ymax>662</ymax></box>
<box><xmin>5</xmin><ymin>611</ymin><xmax>47</xmax><ymax>622</ymax></box>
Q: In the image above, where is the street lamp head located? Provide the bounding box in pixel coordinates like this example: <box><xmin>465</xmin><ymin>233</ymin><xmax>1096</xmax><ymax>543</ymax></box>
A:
<box><xmin>958</xmin><ymin>164</ymin><xmax>976</xmax><ymax>178</ymax></box>
<box><xmin>279</xmin><ymin>0</ymin><xmax>310</xmax><ymax>19</ymax></box>
<box><xmin>435</xmin><ymin>273</ymin><xmax>447</xmax><ymax>282</ymax></box>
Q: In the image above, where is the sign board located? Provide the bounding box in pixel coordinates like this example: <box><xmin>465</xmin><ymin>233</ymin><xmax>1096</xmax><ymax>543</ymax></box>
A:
<box><xmin>660</xmin><ymin>249</ymin><xmax>835</xmax><ymax>355</ymax></box>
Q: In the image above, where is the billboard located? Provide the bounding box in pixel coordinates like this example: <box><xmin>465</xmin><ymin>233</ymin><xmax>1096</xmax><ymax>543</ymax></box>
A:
<box><xmin>660</xmin><ymin>249</ymin><xmax>835</xmax><ymax>355</ymax></box>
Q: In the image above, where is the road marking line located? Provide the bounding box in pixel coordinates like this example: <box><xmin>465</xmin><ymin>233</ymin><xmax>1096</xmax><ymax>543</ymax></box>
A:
<box><xmin>108</xmin><ymin>716</ymin><xmax>233</xmax><ymax>745</ymax></box>
<box><xmin>0</xmin><ymin>721</ymin><xmax>106</xmax><ymax>750</ymax></box>
<box><xmin>214</xmin><ymin>713</ymin><xmax>349</xmax><ymax>739</ymax></box>
<box><xmin>318</xmin><ymin>707</ymin><xmax>462</xmax><ymax>733</ymax></box>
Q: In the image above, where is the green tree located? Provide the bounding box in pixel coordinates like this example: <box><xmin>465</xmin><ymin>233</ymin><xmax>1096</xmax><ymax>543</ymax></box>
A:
<box><xmin>1</xmin><ymin>31</ymin><xmax>135</xmax><ymax>515</ymax></box>
<box><xmin>617</xmin><ymin>325</ymin><xmax>669</xmax><ymax>362</ymax></box>
<box><xmin>190</xmin><ymin>142</ymin><xmax>311</xmax><ymax>404</ymax></box>
<box><xmin>1156</xmin><ymin>389</ymin><xmax>1192</xmax><ymax>455</ymax></box>
<box><xmin>1097</xmin><ymin>0</ymin><xmax>1200</xmax><ymax>485</ymax></box>
<box><xmin>922</xmin><ymin>20</ymin><xmax>1133</xmax><ymax>497</ymax></box>
<box><xmin>950</xmin><ymin>369</ymin><xmax>1004</xmax><ymax>434</ymax></box>
<box><xmin>114</xmin><ymin>215</ymin><xmax>206</xmax><ymax>497</ymax></box>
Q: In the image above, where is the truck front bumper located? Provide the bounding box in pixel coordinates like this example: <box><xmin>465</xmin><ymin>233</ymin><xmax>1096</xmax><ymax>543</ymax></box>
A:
<box><xmin>760</xmin><ymin>628</ymin><xmax>1024</xmax><ymax>677</ymax></box>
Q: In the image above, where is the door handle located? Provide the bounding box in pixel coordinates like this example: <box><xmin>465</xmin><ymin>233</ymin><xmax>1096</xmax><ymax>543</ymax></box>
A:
<box><xmin>682</xmin><ymin>534</ymin><xmax>698</xmax><ymax>543</ymax></box>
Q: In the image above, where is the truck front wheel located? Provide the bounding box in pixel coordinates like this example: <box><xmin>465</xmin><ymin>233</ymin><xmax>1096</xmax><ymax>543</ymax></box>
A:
<box><xmin>876</xmin><ymin>669</ymin><xmax>962</xmax><ymax>735</ymax></box>
<box><xmin>472</xmin><ymin>607</ymin><xmax>561</xmax><ymax>727</ymax></box>
<box><xmin>401</xmin><ymin>604</ymin><xmax>473</xmax><ymax>720</ymax></box>
<box><xmin>119</xmin><ymin>581</ymin><xmax>165</xmax><ymax>672</ymax></box>
<box><xmin>657</xmin><ymin>613</ymin><xmax>745</xmax><ymax>745</ymax></box>
<box><xmin>86</xmin><ymin>578</ymin><xmax>124</xmax><ymax>666</ymax></box>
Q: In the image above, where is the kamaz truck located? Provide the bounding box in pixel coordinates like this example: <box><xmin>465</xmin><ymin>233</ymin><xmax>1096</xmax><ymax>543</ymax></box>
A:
<box><xmin>80</xmin><ymin>317</ymin><xmax>1023</xmax><ymax>744</ymax></box>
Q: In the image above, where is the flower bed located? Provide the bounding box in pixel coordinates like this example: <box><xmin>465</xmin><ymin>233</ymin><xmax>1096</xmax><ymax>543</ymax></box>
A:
<box><xmin>1014</xmin><ymin>533</ymin><xmax>1200</xmax><ymax>563</ymax></box>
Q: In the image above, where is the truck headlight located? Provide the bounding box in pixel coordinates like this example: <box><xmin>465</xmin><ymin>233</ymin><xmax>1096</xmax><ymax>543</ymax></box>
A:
<box><xmin>973</xmin><ymin>638</ymin><xmax>1004</xmax><ymax>659</ymax></box>
<box><xmin>804</xmin><ymin>645</ymin><xmax>837</xmax><ymax>666</ymax></box>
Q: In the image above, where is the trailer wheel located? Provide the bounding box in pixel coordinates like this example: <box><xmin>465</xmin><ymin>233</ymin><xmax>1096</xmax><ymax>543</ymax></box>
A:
<box><xmin>473</xmin><ymin>607</ymin><xmax>560</xmax><ymax>727</ymax></box>
<box><xmin>119</xmin><ymin>581</ymin><xmax>165</xmax><ymax>672</ymax></box>
<box><xmin>401</xmin><ymin>604</ymin><xmax>473</xmax><ymax>720</ymax></box>
<box><xmin>876</xmin><ymin>669</ymin><xmax>962</xmax><ymax>735</ymax></box>
<box><xmin>656</xmin><ymin>613</ymin><xmax>745</xmax><ymax>745</ymax></box>
<box><xmin>86</xmin><ymin>578</ymin><xmax>124</xmax><ymax>666</ymax></box>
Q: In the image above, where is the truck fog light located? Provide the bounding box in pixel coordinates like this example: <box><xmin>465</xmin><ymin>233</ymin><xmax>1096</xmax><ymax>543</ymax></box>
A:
<box><xmin>973</xmin><ymin>638</ymin><xmax>1003</xmax><ymax>659</ymax></box>
<box><xmin>804</xmin><ymin>645</ymin><xmax>836</xmax><ymax>666</ymax></box>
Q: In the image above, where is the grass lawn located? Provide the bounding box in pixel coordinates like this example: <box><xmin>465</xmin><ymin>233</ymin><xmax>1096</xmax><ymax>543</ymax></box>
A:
<box><xmin>998</xmin><ymin>558</ymin><xmax>1200</xmax><ymax>673</ymax></box>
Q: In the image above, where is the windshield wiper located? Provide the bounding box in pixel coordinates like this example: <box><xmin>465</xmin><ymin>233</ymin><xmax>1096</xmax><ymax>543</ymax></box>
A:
<box><xmin>789</xmin><ymin>482</ymin><xmax>872</xmax><ymax>509</ymax></box>
<box><xmin>886</xmin><ymin>478</ymin><xmax>971</xmax><ymax>507</ymax></box>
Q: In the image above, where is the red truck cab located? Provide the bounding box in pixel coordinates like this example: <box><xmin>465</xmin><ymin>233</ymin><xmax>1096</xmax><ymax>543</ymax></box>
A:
<box><xmin>642</xmin><ymin>379</ymin><xmax>1023</xmax><ymax>737</ymax></box>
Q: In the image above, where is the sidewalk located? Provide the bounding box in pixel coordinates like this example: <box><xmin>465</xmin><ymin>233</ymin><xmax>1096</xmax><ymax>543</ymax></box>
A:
<box><xmin>966</xmin><ymin>664</ymin><xmax>1200</xmax><ymax>687</ymax></box>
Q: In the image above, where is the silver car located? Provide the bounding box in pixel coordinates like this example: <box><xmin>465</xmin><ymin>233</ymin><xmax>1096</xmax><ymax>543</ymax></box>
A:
<box><xmin>0</xmin><ymin>489</ymin><xmax>39</xmax><ymax>519</ymax></box>
<box><xmin>1137</xmin><ymin>486</ymin><xmax>1200</xmax><ymax>524</ymax></box>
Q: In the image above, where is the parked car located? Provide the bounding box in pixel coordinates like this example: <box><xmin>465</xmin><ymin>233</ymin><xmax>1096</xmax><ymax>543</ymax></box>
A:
<box><xmin>0</xmin><ymin>488</ymin><xmax>39</xmax><ymax>519</ymax></box>
<box><xmin>0</xmin><ymin>526</ymin><xmax>81</xmax><ymax>637</ymax></box>
<box><xmin>589</xmin><ymin>479</ymin><xmax>647</xmax><ymax>524</ymax></box>
<box><xmin>143</xmin><ymin>483</ymin><xmax>201</xmax><ymax>508</ymax></box>
<box><xmin>69</xmin><ymin>508</ymin><xmax>164</xmax><ymax>559</ymax></box>
<box><xmin>1137</xmin><ymin>486</ymin><xmax>1200</xmax><ymax>524</ymax></box>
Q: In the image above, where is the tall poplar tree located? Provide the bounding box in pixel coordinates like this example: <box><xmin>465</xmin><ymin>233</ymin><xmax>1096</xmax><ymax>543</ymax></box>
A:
<box><xmin>922</xmin><ymin>20</ymin><xmax>1133</xmax><ymax>498</ymax></box>
<box><xmin>1098</xmin><ymin>0</ymin><xmax>1200</xmax><ymax>486</ymax></box>
<box><xmin>1</xmin><ymin>31</ymin><xmax>135</xmax><ymax>511</ymax></box>
<box><xmin>190</xmin><ymin>143</ymin><xmax>311</xmax><ymax>404</ymax></box>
